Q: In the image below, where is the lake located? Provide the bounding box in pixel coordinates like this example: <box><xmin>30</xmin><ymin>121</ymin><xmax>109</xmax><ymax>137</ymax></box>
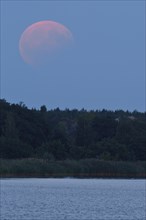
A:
<box><xmin>0</xmin><ymin>178</ymin><xmax>145</xmax><ymax>220</ymax></box>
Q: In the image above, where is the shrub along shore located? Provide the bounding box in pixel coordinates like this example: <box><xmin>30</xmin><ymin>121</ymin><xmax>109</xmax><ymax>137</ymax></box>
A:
<box><xmin>0</xmin><ymin>159</ymin><xmax>145</xmax><ymax>178</ymax></box>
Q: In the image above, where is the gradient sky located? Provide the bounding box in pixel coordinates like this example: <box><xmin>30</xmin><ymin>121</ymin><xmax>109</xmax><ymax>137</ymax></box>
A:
<box><xmin>1</xmin><ymin>1</ymin><xmax>145</xmax><ymax>111</ymax></box>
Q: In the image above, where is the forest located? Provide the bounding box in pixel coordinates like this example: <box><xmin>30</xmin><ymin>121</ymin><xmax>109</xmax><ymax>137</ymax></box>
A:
<box><xmin>0</xmin><ymin>99</ymin><xmax>145</xmax><ymax>162</ymax></box>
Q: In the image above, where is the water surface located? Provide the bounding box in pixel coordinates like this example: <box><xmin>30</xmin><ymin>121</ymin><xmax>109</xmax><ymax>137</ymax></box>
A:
<box><xmin>1</xmin><ymin>178</ymin><xmax>145</xmax><ymax>220</ymax></box>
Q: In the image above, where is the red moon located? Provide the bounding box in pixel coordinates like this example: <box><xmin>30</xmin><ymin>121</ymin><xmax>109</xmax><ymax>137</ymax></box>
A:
<box><xmin>19</xmin><ymin>20</ymin><xmax>73</xmax><ymax>65</ymax></box>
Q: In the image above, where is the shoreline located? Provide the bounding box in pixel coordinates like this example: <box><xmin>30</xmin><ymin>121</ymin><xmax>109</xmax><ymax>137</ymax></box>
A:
<box><xmin>1</xmin><ymin>158</ymin><xmax>145</xmax><ymax>179</ymax></box>
<box><xmin>1</xmin><ymin>175</ymin><xmax>146</xmax><ymax>179</ymax></box>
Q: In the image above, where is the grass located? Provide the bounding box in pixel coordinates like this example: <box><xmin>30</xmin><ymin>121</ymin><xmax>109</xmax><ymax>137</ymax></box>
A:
<box><xmin>0</xmin><ymin>158</ymin><xmax>146</xmax><ymax>178</ymax></box>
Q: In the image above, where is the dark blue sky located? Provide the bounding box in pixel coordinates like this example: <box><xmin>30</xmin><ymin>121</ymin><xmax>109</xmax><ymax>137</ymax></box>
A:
<box><xmin>1</xmin><ymin>1</ymin><xmax>145</xmax><ymax>111</ymax></box>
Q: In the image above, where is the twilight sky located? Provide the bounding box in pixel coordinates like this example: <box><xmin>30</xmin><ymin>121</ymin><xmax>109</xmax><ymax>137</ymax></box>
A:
<box><xmin>1</xmin><ymin>1</ymin><xmax>145</xmax><ymax>111</ymax></box>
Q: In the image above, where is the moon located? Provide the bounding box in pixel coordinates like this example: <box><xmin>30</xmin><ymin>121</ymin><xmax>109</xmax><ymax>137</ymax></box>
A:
<box><xmin>19</xmin><ymin>20</ymin><xmax>73</xmax><ymax>66</ymax></box>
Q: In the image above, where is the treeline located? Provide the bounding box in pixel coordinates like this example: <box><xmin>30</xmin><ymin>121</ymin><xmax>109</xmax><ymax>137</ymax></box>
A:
<box><xmin>0</xmin><ymin>99</ymin><xmax>146</xmax><ymax>161</ymax></box>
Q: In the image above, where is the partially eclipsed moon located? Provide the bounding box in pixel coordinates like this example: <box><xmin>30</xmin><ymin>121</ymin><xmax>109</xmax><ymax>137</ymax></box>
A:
<box><xmin>19</xmin><ymin>20</ymin><xmax>73</xmax><ymax>65</ymax></box>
